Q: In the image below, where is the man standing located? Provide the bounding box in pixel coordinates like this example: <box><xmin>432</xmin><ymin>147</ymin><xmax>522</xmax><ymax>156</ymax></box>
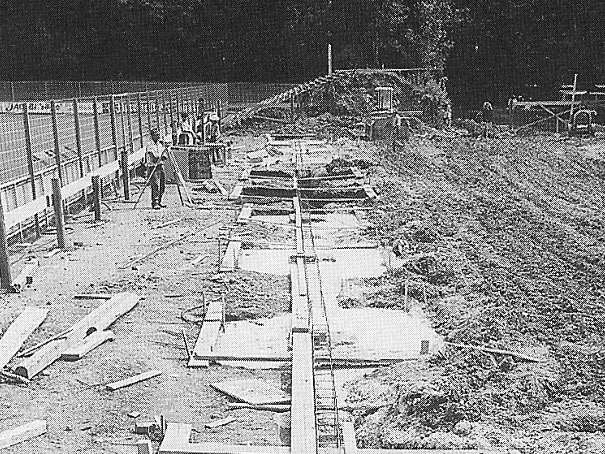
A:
<box><xmin>146</xmin><ymin>129</ymin><xmax>168</xmax><ymax>209</ymax></box>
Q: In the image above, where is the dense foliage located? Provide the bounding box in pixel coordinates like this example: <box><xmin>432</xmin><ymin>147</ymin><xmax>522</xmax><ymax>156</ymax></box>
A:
<box><xmin>0</xmin><ymin>0</ymin><xmax>603</xmax><ymax>107</ymax></box>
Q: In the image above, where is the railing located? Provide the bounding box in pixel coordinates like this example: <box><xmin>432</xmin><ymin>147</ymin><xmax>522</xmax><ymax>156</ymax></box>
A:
<box><xmin>0</xmin><ymin>84</ymin><xmax>228</xmax><ymax>240</ymax></box>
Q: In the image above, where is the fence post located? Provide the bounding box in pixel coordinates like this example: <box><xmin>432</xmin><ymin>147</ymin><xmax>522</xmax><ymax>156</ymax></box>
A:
<box><xmin>127</xmin><ymin>94</ymin><xmax>135</xmax><ymax>155</ymax></box>
<box><xmin>109</xmin><ymin>95</ymin><xmax>118</xmax><ymax>161</ymax></box>
<box><xmin>51</xmin><ymin>178</ymin><xmax>66</xmax><ymax>249</ymax></box>
<box><xmin>154</xmin><ymin>92</ymin><xmax>161</xmax><ymax>129</ymax></box>
<box><xmin>175</xmin><ymin>89</ymin><xmax>181</xmax><ymax>123</ymax></box>
<box><xmin>290</xmin><ymin>94</ymin><xmax>295</xmax><ymax>123</ymax></box>
<box><xmin>10</xmin><ymin>82</ymin><xmax>15</xmax><ymax>102</ymax></box>
<box><xmin>23</xmin><ymin>104</ymin><xmax>41</xmax><ymax>238</ymax></box>
<box><xmin>161</xmin><ymin>91</ymin><xmax>168</xmax><ymax>135</ymax></box>
<box><xmin>50</xmin><ymin>100</ymin><xmax>64</xmax><ymax>185</ymax></box>
<box><xmin>93</xmin><ymin>97</ymin><xmax>102</xmax><ymax>168</ymax></box>
<box><xmin>146</xmin><ymin>90</ymin><xmax>152</xmax><ymax>130</ymax></box>
<box><xmin>167</xmin><ymin>90</ymin><xmax>174</xmax><ymax>129</ymax></box>
<box><xmin>72</xmin><ymin>99</ymin><xmax>84</xmax><ymax>178</ymax></box>
<box><xmin>0</xmin><ymin>195</ymin><xmax>12</xmax><ymax>290</ymax></box>
<box><xmin>136</xmin><ymin>92</ymin><xmax>144</xmax><ymax>148</ymax></box>
<box><xmin>120</xmin><ymin>98</ymin><xmax>130</xmax><ymax>200</ymax></box>
<box><xmin>92</xmin><ymin>175</ymin><xmax>102</xmax><ymax>221</ymax></box>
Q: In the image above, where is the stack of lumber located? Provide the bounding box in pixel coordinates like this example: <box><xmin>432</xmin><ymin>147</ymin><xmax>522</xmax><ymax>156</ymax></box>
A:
<box><xmin>13</xmin><ymin>292</ymin><xmax>140</xmax><ymax>379</ymax></box>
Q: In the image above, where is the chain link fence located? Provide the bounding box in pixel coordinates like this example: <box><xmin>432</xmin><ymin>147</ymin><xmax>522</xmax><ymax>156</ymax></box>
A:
<box><xmin>0</xmin><ymin>84</ymin><xmax>228</xmax><ymax>241</ymax></box>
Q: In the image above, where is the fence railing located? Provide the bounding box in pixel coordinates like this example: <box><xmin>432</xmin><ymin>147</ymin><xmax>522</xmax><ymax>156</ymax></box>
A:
<box><xmin>0</xmin><ymin>84</ymin><xmax>228</xmax><ymax>241</ymax></box>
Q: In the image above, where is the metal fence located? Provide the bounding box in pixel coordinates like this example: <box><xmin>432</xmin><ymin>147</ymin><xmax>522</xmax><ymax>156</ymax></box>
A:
<box><xmin>0</xmin><ymin>85</ymin><xmax>227</xmax><ymax>240</ymax></box>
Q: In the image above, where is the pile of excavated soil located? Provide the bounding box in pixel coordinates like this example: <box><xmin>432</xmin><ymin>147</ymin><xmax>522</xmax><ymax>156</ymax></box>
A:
<box><xmin>346</xmin><ymin>133</ymin><xmax>605</xmax><ymax>453</ymax></box>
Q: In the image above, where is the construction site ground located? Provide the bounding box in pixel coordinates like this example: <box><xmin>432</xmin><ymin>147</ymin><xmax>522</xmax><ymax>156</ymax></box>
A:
<box><xmin>1</xmin><ymin>121</ymin><xmax>605</xmax><ymax>454</ymax></box>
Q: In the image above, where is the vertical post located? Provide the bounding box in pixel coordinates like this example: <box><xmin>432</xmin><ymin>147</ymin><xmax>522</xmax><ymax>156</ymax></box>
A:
<box><xmin>72</xmin><ymin>99</ymin><xmax>84</xmax><ymax>178</ymax></box>
<box><xmin>568</xmin><ymin>73</ymin><xmax>578</xmax><ymax>131</ymax></box>
<box><xmin>51</xmin><ymin>178</ymin><xmax>66</xmax><ymax>249</ymax></box>
<box><xmin>127</xmin><ymin>94</ymin><xmax>134</xmax><ymax>154</ymax></box>
<box><xmin>137</xmin><ymin>92</ymin><xmax>144</xmax><ymax>148</ymax></box>
<box><xmin>92</xmin><ymin>175</ymin><xmax>102</xmax><ymax>222</ymax></box>
<box><xmin>162</xmin><ymin>91</ymin><xmax>168</xmax><ymax>134</ymax></box>
<box><xmin>109</xmin><ymin>95</ymin><xmax>118</xmax><ymax>161</ymax></box>
<box><xmin>10</xmin><ymin>81</ymin><xmax>15</xmax><ymax>102</ymax></box>
<box><xmin>216</xmin><ymin>100</ymin><xmax>222</xmax><ymax>120</ymax></box>
<box><xmin>200</xmin><ymin>111</ymin><xmax>206</xmax><ymax>143</ymax></box>
<box><xmin>146</xmin><ymin>90</ymin><xmax>152</xmax><ymax>130</ymax></box>
<box><xmin>23</xmin><ymin>104</ymin><xmax>41</xmax><ymax>238</ymax></box>
<box><xmin>93</xmin><ymin>97</ymin><xmax>102</xmax><ymax>168</ymax></box>
<box><xmin>168</xmin><ymin>90</ymin><xmax>174</xmax><ymax>128</ymax></box>
<box><xmin>50</xmin><ymin>100</ymin><xmax>64</xmax><ymax>185</ymax></box>
<box><xmin>290</xmin><ymin>94</ymin><xmax>295</xmax><ymax>123</ymax></box>
<box><xmin>120</xmin><ymin>98</ymin><xmax>130</xmax><ymax>201</ymax></box>
<box><xmin>0</xmin><ymin>194</ymin><xmax>12</xmax><ymax>290</ymax></box>
<box><xmin>175</xmin><ymin>89</ymin><xmax>181</xmax><ymax>122</ymax></box>
<box><xmin>155</xmin><ymin>92</ymin><xmax>161</xmax><ymax>129</ymax></box>
<box><xmin>328</xmin><ymin>43</ymin><xmax>333</xmax><ymax>76</ymax></box>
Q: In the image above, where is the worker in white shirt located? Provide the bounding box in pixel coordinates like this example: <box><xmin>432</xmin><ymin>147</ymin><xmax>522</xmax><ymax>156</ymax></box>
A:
<box><xmin>146</xmin><ymin>129</ymin><xmax>168</xmax><ymax>209</ymax></box>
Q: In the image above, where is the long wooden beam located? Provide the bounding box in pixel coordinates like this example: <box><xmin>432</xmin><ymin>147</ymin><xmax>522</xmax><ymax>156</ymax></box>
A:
<box><xmin>14</xmin><ymin>293</ymin><xmax>140</xmax><ymax>378</ymax></box>
<box><xmin>0</xmin><ymin>308</ymin><xmax>49</xmax><ymax>369</ymax></box>
<box><xmin>188</xmin><ymin>298</ymin><xmax>224</xmax><ymax>368</ymax></box>
<box><xmin>159</xmin><ymin>424</ymin><xmax>519</xmax><ymax>454</ymax></box>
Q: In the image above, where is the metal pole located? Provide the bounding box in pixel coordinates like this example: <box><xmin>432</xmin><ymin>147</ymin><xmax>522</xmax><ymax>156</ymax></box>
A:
<box><xmin>73</xmin><ymin>99</ymin><xmax>84</xmax><ymax>178</ymax></box>
<box><xmin>51</xmin><ymin>177</ymin><xmax>66</xmax><ymax>249</ymax></box>
<box><xmin>109</xmin><ymin>95</ymin><xmax>118</xmax><ymax>161</ymax></box>
<box><xmin>50</xmin><ymin>100</ymin><xmax>64</xmax><ymax>186</ymax></box>
<box><xmin>137</xmin><ymin>92</ymin><xmax>144</xmax><ymax>148</ymax></box>
<box><xmin>93</xmin><ymin>97</ymin><xmax>102</xmax><ymax>168</ymax></box>
<box><xmin>23</xmin><ymin>104</ymin><xmax>41</xmax><ymax>238</ymax></box>
<box><xmin>0</xmin><ymin>195</ymin><xmax>12</xmax><ymax>290</ymax></box>
<box><xmin>92</xmin><ymin>175</ymin><xmax>102</xmax><ymax>221</ymax></box>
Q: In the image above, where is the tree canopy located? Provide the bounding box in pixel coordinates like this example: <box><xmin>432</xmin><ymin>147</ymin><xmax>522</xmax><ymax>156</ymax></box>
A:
<box><xmin>0</xmin><ymin>0</ymin><xmax>603</xmax><ymax>108</ymax></box>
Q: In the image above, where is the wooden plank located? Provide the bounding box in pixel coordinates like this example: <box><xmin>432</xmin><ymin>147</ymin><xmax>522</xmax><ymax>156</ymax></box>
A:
<box><xmin>0</xmin><ymin>419</ymin><xmax>46</xmax><ymax>450</ymax></box>
<box><xmin>445</xmin><ymin>342</ymin><xmax>543</xmax><ymax>362</ymax></box>
<box><xmin>214</xmin><ymin>180</ymin><xmax>228</xmax><ymax>196</ymax></box>
<box><xmin>106</xmin><ymin>369</ymin><xmax>162</xmax><ymax>391</ymax></box>
<box><xmin>227</xmin><ymin>403</ymin><xmax>290</xmax><ymax>412</ymax></box>
<box><xmin>188</xmin><ymin>298</ymin><xmax>224</xmax><ymax>367</ymax></box>
<box><xmin>0</xmin><ymin>308</ymin><xmax>48</xmax><ymax>369</ymax></box>
<box><xmin>236</xmin><ymin>204</ymin><xmax>253</xmax><ymax>224</ymax></box>
<box><xmin>205</xmin><ymin>416</ymin><xmax>236</xmax><ymax>429</ymax></box>
<box><xmin>219</xmin><ymin>241</ymin><xmax>242</xmax><ymax>272</ymax></box>
<box><xmin>73</xmin><ymin>293</ymin><xmax>113</xmax><ymax>300</ymax></box>
<box><xmin>12</xmin><ymin>258</ymin><xmax>39</xmax><ymax>292</ymax></box>
<box><xmin>343</xmin><ymin>420</ymin><xmax>358</xmax><ymax>454</ymax></box>
<box><xmin>14</xmin><ymin>292</ymin><xmax>140</xmax><ymax>378</ymax></box>
<box><xmin>210</xmin><ymin>378</ymin><xmax>290</xmax><ymax>405</ymax></box>
<box><xmin>363</xmin><ymin>184</ymin><xmax>377</xmax><ymax>199</ymax></box>
<box><xmin>290</xmin><ymin>263</ymin><xmax>309</xmax><ymax>333</ymax></box>
<box><xmin>229</xmin><ymin>183</ymin><xmax>243</xmax><ymax>202</ymax></box>
<box><xmin>290</xmin><ymin>332</ymin><xmax>316</xmax><ymax>454</ymax></box>
<box><xmin>60</xmin><ymin>330</ymin><xmax>115</xmax><ymax>361</ymax></box>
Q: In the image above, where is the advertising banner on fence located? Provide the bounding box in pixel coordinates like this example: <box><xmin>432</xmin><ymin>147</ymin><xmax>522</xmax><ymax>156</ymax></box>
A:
<box><xmin>0</xmin><ymin>100</ymin><xmax>164</xmax><ymax>115</ymax></box>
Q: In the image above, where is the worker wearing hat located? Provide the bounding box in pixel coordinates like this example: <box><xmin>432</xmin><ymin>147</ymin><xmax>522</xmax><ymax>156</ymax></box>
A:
<box><xmin>207</xmin><ymin>113</ymin><xmax>221</xmax><ymax>143</ymax></box>
<box><xmin>146</xmin><ymin>128</ymin><xmax>168</xmax><ymax>209</ymax></box>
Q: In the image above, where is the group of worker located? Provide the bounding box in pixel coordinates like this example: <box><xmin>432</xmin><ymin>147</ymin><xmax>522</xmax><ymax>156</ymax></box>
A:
<box><xmin>144</xmin><ymin>111</ymin><xmax>221</xmax><ymax>209</ymax></box>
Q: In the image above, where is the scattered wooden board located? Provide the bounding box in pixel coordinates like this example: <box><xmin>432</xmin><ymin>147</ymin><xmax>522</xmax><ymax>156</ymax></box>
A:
<box><xmin>210</xmin><ymin>378</ymin><xmax>290</xmax><ymax>405</ymax></box>
<box><xmin>188</xmin><ymin>298</ymin><xmax>224</xmax><ymax>368</ymax></box>
<box><xmin>213</xmin><ymin>180</ymin><xmax>228</xmax><ymax>196</ymax></box>
<box><xmin>219</xmin><ymin>241</ymin><xmax>242</xmax><ymax>272</ymax></box>
<box><xmin>343</xmin><ymin>420</ymin><xmax>358</xmax><ymax>454</ymax></box>
<box><xmin>236</xmin><ymin>204</ymin><xmax>253</xmax><ymax>224</ymax></box>
<box><xmin>228</xmin><ymin>403</ymin><xmax>290</xmax><ymax>412</ymax></box>
<box><xmin>290</xmin><ymin>332</ymin><xmax>316</xmax><ymax>454</ymax></box>
<box><xmin>61</xmin><ymin>330</ymin><xmax>115</xmax><ymax>361</ymax></box>
<box><xmin>43</xmin><ymin>248</ymin><xmax>60</xmax><ymax>258</ymax></box>
<box><xmin>0</xmin><ymin>419</ymin><xmax>46</xmax><ymax>450</ymax></box>
<box><xmin>73</xmin><ymin>293</ymin><xmax>113</xmax><ymax>300</ymax></box>
<box><xmin>205</xmin><ymin>416</ymin><xmax>236</xmax><ymax>429</ymax></box>
<box><xmin>106</xmin><ymin>370</ymin><xmax>162</xmax><ymax>391</ymax></box>
<box><xmin>12</xmin><ymin>258</ymin><xmax>39</xmax><ymax>292</ymax></box>
<box><xmin>228</xmin><ymin>183</ymin><xmax>243</xmax><ymax>202</ymax></box>
<box><xmin>14</xmin><ymin>292</ymin><xmax>140</xmax><ymax>379</ymax></box>
<box><xmin>0</xmin><ymin>308</ymin><xmax>48</xmax><ymax>370</ymax></box>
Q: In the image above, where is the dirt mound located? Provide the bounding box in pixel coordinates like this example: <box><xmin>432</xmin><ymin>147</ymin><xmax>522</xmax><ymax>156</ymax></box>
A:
<box><xmin>353</xmin><ymin>132</ymin><xmax>605</xmax><ymax>451</ymax></box>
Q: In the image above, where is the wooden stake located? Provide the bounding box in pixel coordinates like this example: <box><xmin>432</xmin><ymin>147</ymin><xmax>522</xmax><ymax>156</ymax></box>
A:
<box><xmin>0</xmin><ymin>194</ymin><xmax>12</xmax><ymax>290</ymax></box>
<box><xmin>51</xmin><ymin>178</ymin><xmax>66</xmax><ymax>249</ymax></box>
<box><xmin>92</xmin><ymin>175</ymin><xmax>102</xmax><ymax>221</ymax></box>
